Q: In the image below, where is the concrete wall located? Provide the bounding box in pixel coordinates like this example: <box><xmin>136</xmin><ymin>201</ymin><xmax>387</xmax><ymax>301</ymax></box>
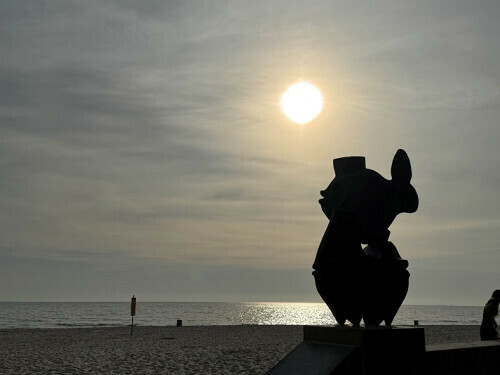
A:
<box><xmin>267</xmin><ymin>327</ymin><xmax>500</xmax><ymax>375</ymax></box>
<box><xmin>424</xmin><ymin>341</ymin><xmax>500</xmax><ymax>375</ymax></box>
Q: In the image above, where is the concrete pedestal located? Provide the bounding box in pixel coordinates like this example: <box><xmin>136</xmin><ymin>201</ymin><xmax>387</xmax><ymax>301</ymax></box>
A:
<box><xmin>305</xmin><ymin>326</ymin><xmax>425</xmax><ymax>374</ymax></box>
<box><xmin>267</xmin><ymin>325</ymin><xmax>425</xmax><ymax>375</ymax></box>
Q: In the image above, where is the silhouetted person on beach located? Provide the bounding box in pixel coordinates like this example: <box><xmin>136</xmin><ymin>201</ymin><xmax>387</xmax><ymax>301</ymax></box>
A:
<box><xmin>480</xmin><ymin>289</ymin><xmax>500</xmax><ymax>341</ymax></box>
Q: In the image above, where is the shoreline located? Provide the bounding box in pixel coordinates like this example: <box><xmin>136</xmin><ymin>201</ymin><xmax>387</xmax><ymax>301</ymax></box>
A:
<box><xmin>0</xmin><ymin>325</ymin><xmax>482</xmax><ymax>374</ymax></box>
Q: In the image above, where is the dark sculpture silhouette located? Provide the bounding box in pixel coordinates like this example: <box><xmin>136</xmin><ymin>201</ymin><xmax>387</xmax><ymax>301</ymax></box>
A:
<box><xmin>313</xmin><ymin>149</ymin><xmax>419</xmax><ymax>326</ymax></box>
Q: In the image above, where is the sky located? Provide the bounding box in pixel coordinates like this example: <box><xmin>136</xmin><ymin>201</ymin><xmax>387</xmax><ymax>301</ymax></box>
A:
<box><xmin>1</xmin><ymin>0</ymin><xmax>500</xmax><ymax>305</ymax></box>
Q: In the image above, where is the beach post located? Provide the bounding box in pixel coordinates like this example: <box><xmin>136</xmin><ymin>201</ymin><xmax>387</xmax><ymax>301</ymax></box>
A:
<box><xmin>130</xmin><ymin>295</ymin><xmax>136</xmax><ymax>335</ymax></box>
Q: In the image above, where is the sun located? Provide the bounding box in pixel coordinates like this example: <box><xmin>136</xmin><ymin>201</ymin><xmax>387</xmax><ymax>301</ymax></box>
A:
<box><xmin>280</xmin><ymin>81</ymin><xmax>323</xmax><ymax>124</ymax></box>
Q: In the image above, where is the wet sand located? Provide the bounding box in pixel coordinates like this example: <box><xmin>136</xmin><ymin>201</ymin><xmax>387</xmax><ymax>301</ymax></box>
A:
<box><xmin>0</xmin><ymin>325</ymin><xmax>482</xmax><ymax>374</ymax></box>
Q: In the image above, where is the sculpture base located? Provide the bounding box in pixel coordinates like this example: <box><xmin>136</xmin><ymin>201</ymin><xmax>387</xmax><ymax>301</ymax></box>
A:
<box><xmin>267</xmin><ymin>325</ymin><xmax>425</xmax><ymax>375</ymax></box>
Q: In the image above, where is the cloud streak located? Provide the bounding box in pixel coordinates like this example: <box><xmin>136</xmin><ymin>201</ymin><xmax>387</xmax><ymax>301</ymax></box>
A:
<box><xmin>1</xmin><ymin>0</ymin><xmax>500</xmax><ymax>304</ymax></box>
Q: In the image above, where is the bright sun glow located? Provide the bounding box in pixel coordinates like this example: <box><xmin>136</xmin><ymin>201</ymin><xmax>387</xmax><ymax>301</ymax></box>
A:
<box><xmin>280</xmin><ymin>81</ymin><xmax>323</xmax><ymax>124</ymax></box>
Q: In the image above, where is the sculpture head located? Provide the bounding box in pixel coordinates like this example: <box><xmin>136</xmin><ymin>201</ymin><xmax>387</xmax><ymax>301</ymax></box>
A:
<box><xmin>319</xmin><ymin>149</ymin><xmax>418</xmax><ymax>243</ymax></box>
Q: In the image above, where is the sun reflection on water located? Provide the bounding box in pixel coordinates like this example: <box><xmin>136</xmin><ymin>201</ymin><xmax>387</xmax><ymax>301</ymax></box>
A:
<box><xmin>237</xmin><ymin>302</ymin><xmax>336</xmax><ymax>325</ymax></box>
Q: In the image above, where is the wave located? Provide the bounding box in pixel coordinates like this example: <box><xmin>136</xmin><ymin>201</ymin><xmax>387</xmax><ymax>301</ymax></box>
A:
<box><xmin>55</xmin><ymin>323</ymin><xmax>125</xmax><ymax>328</ymax></box>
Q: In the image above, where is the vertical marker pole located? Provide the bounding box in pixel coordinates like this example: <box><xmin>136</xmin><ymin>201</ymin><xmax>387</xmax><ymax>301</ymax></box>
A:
<box><xmin>131</xmin><ymin>295</ymin><xmax>136</xmax><ymax>335</ymax></box>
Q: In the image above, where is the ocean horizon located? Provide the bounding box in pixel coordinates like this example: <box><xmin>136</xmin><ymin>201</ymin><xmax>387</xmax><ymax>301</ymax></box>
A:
<box><xmin>0</xmin><ymin>302</ymin><xmax>483</xmax><ymax>329</ymax></box>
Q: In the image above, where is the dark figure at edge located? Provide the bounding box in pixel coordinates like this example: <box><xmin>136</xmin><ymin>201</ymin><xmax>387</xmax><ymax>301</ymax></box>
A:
<box><xmin>480</xmin><ymin>289</ymin><xmax>500</xmax><ymax>341</ymax></box>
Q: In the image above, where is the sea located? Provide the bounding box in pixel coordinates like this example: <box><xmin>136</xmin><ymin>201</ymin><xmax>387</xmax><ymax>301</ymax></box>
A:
<box><xmin>0</xmin><ymin>303</ymin><xmax>482</xmax><ymax>329</ymax></box>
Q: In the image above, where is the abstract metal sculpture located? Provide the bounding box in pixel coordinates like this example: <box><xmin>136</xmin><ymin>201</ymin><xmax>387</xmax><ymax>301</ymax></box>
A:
<box><xmin>313</xmin><ymin>149</ymin><xmax>418</xmax><ymax>326</ymax></box>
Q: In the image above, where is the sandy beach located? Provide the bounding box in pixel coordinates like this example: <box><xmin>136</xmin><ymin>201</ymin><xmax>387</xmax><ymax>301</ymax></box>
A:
<box><xmin>0</xmin><ymin>325</ymin><xmax>482</xmax><ymax>374</ymax></box>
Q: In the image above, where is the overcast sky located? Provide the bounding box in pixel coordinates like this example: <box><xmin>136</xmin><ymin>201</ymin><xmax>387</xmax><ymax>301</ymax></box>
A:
<box><xmin>1</xmin><ymin>0</ymin><xmax>500</xmax><ymax>305</ymax></box>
